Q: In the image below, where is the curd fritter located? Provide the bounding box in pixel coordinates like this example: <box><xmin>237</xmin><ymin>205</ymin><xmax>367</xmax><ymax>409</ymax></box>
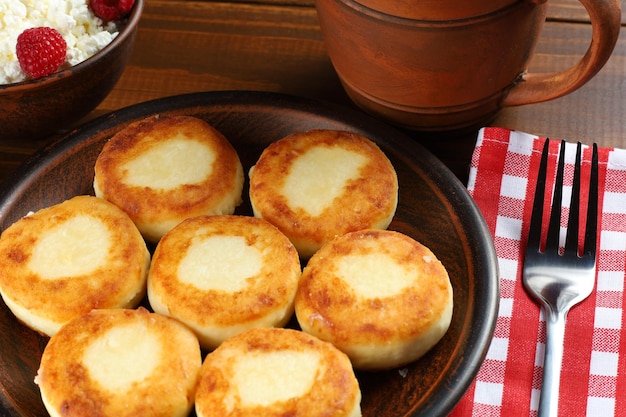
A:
<box><xmin>148</xmin><ymin>215</ymin><xmax>301</xmax><ymax>350</ymax></box>
<box><xmin>36</xmin><ymin>308</ymin><xmax>201</xmax><ymax>417</ymax></box>
<box><xmin>0</xmin><ymin>195</ymin><xmax>150</xmax><ymax>336</ymax></box>
<box><xmin>94</xmin><ymin>115</ymin><xmax>244</xmax><ymax>242</ymax></box>
<box><xmin>195</xmin><ymin>327</ymin><xmax>361</xmax><ymax>417</ymax></box>
<box><xmin>295</xmin><ymin>229</ymin><xmax>453</xmax><ymax>370</ymax></box>
<box><xmin>248</xmin><ymin>129</ymin><xmax>398</xmax><ymax>258</ymax></box>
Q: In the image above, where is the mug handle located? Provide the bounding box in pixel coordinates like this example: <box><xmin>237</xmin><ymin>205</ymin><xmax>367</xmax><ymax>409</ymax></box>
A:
<box><xmin>502</xmin><ymin>0</ymin><xmax>621</xmax><ymax>106</ymax></box>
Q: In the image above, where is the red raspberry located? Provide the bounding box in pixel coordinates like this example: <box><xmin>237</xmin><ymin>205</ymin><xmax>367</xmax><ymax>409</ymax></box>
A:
<box><xmin>90</xmin><ymin>0</ymin><xmax>135</xmax><ymax>22</ymax></box>
<box><xmin>16</xmin><ymin>27</ymin><xmax>67</xmax><ymax>80</ymax></box>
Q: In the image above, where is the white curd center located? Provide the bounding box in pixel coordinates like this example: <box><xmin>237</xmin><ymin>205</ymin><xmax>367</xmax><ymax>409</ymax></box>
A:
<box><xmin>282</xmin><ymin>147</ymin><xmax>367</xmax><ymax>216</ymax></box>
<box><xmin>29</xmin><ymin>215</ymin><xmax>110</xmax><ymax>279</ymax></box>
<box><xmin>337</xmin><ymin>253</ymin><xmax>414</xmax><ymax>298</ymax></box>
<box><xmin>229</xmin><ymin>350</ymin><xmax>321</xmax><ymax>407</ymax></box>
<box><xmin>82</xmin><ymin>323</ymin><xmax>161</xmax><ymax>392</ymax></box>
<box><xmin>178</xmin><ymin>235</ymin><xmax>262</xmax><ymax>292</ymax></box>
<box><xmin>122</xmin><ymin>138</ymin><xmax>214</xmax><ymax>189</ymax></box>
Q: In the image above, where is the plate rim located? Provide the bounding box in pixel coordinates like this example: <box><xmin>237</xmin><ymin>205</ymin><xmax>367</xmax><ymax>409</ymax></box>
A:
<box><xmin>0</xmin><ymin>90</ymin><xmax>499</xmax><ymax>417</ymax></box>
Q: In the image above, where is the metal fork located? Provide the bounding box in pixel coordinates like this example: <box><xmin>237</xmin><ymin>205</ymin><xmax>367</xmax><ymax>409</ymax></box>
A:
<box><xmin>522</xmin><ymin>139</ymin><xmax>599</xmax><ymax>417</ymax></box>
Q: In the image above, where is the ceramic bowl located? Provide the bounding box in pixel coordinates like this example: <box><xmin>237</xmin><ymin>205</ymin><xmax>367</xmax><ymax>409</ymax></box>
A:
<box><xmin>0</xmin><ymin>0</ymin><xmax>144</xmax><ymax>141</ymax></box>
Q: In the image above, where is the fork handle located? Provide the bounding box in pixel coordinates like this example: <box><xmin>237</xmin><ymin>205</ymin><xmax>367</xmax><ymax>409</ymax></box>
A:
<box><xmin>538</xmin><ymin>307</ymin><xmax>567</xmax><ymax>417</ymax></box>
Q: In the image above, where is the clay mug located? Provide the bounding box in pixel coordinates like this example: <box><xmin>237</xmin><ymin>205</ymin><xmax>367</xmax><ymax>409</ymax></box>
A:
<box><xmin>316</xmin><ymin>0</ymin><xmax>621</xmax><ymax>131</ymax></box>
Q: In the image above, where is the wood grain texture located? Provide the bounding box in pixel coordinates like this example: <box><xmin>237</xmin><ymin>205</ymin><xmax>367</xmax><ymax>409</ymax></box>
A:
<box><xmin>495</xmin><ymin>20</ymin><xmax>626</xmax><ymax>148</ymax></box>
<box><xmin>1</xmin><ymin>0</ymin><xmax>625</xmax><ymax>185</ymax></box>
<box><xmin>547</xmin><ymin>0</ymin><xmax>626</xmax><ymax>22</ymax></box>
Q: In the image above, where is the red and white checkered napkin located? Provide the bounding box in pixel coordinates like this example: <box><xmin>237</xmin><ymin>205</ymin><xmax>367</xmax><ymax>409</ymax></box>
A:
<box><xmin>449</xmin><ymin>127</ymin><xmax>626</xmax><ymax>417</ymax></box>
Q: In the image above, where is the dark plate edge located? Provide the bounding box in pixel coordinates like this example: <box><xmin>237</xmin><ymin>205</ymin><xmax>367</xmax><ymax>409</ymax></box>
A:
<box><xmin>0</xmin><ymin>90</ymin><xmax>499</xmax><ymax>417</ymax></box>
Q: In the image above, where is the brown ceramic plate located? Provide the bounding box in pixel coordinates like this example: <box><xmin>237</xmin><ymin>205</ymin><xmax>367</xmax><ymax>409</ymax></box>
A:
<box><xmin>0</xmin><ymin>91</ymin><xmax>498</xmax><ymax>417</ymax></box>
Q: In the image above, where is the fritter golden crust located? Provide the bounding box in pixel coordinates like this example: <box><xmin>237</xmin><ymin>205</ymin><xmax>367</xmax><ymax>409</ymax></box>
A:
<box><xmin>295</xmin><ymin>229</ymin><xmax>453</xmax><ymax>370</ymax></box>
<box><xmin>148</xmin><ymin>215</ymin><xmax>301</xmax><ymax>350</ymax></box>
<box><xmin>195</xmin><ymin>327</ymin><xmax>361</xmax><ymax>417</ymax></box>
<box><xmin>0</xmin><ymin>195</ymin><xmax>150</xmax><ymax>336</ymax></box>
<box><xmin>249</xmin><ymin>129</ymin><xmax>398</xmax><ymax>258</ymax></box>
<box><xmin>37</xmin><ymin>308</ymin><xmax>201</xmax><ymax>417</ymax></box>
<box><xmin>94</xmin><ymin>115</ymin><xmax>244</xmax><ymax>242</ymax></box>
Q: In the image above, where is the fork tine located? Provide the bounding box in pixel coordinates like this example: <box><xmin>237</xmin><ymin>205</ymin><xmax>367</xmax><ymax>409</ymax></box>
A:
<box><xmin>584</xmin><ymin>144</ymin><xmax>599</xmax><ymax>257</ymax></box>
<box><xmin>527</xmin><ymin>139</ymin><xmax>550</xmax><ymax>251</ymax></box>
<box><xmin>564</xmin><ymin>142</ymin><xmax>582</xmax><ymax>254</ymax></box>
<box><xmin>545</xmin><ymin>140</ymin><xmax>567</xmax><ymax>254</ymax></box>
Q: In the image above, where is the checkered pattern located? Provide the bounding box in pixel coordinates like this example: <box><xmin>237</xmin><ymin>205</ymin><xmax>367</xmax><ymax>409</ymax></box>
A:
<box><xmin>449</xmin><ymin>127</ymin><xmax>626</xmax><ymax>416</ymax></box>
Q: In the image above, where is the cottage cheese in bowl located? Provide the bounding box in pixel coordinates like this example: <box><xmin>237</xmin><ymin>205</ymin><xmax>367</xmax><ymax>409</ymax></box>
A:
<box><xmin>0</xmin><ymin>0</ymin><xmax>119</xmax><ymax>84</ymax></box>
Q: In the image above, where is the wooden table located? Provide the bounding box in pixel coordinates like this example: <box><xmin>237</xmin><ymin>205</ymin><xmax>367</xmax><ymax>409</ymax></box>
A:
<box><xmin>1</xmin><ymin>0</ymin><xmax>625</xmax><ymax>184</ymax></box>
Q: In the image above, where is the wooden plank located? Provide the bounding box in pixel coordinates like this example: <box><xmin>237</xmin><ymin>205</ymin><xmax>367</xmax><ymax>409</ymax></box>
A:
<box><xmin>157</xmin><ymin>0</ymin><xmax>626</xmax><ymax>23</ymax></box>
<box><xmin>1</xmin><ymin>0</ymin><xmax>624</xmax><ymax>184</ymax></box>
<box><xmin>547</xmin><ymin>0</ymin><xmax>626</xmax><ymax>23</ymax></box>
<box><xmin>212</xmin><ymin>0</ymin><xmax>316</xmax><ymax>6</ymax></box>
<box><xmin>96</xmin><ymin>0</ymin><xmax>341</xmax><ymax>115</ymax></box>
